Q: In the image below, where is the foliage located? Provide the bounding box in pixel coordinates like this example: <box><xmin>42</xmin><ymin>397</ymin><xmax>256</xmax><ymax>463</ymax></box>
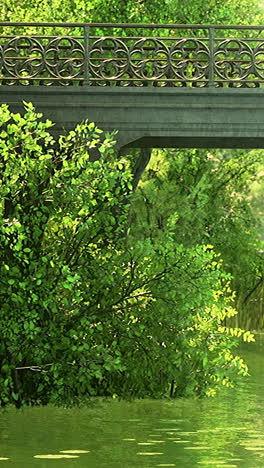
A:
<box><xmin>0</xmin><ymin>104</ymin><xmax>255</xmax><ymax>407</ymax></box>
<box><xmin>250</xmin><ymin>170</ymin><xmax>264</xmax><ymax>242</ymax></box>
<box><xmin>0</xmin><ymin>103</ymin><xmax>129</xmax><ymax>406</ymax></box>
<box><xmin>1</xmin><ymin>0</ymin><xmax>263</xmax><ymax>30</ymax></box>
<box><xmin>0</xmin><ymin>0</ymin><xmax>262</xmax><ymax>407</ymax></box>
<box><xmin>130</xmin><ymin>148</ymin><xmax>264</xmax><ymax>310</ymax></box>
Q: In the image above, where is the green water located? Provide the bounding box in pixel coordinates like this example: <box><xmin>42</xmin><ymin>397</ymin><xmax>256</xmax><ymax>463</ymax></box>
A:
<box><xmin>0</xmin><ymin>337</ymin><xmax>264</xmax><ymax>468</ymax></box>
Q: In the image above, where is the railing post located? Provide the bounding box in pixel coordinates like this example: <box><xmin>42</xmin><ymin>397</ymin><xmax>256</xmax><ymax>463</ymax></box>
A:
<box><xmin>84</xmin><ymin>25</ymin><xmax>90</xmax><ymax>86</ymax></box>
<box><xmin>208</xmin><ymin>26</ymin><xmax>215</xmax><ymax>87</ymax></box>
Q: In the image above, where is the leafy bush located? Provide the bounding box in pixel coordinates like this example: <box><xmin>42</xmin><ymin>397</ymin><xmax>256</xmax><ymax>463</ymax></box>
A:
<box><xmin>0</xmin><ymin>104</ymin><xmax>254</xmax><ymax>407</ymax></box>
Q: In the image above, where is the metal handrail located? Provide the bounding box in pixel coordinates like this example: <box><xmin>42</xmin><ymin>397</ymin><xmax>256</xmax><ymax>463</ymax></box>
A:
<box><xmin>0</xmin><ymin>23</ymin><xmax>263</xmax><ymax>88</ymax></box>
<box><xmin>0</xmin><ymin>22</ymin><xmax>263</xmax><ymax>29</ymax></box>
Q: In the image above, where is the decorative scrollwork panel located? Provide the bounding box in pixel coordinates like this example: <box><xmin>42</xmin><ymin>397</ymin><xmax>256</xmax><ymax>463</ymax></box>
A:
<box><xmin>88</xmin><ymin>36</ymin><xmax>211</xmax><ymax>86</ymax></box>
<box><xmin>214</xmin><ymin>38</ymin><xmax>264</xmax><ymax>87</ymax></box>
<box><xmin>44</xmin><ymin>37</ymin><xmax>84</xmax><ymax>81</ymax></box>
<box><xmin>89</xmin><ymin>38</ymin><xmax>130</xmax><ymax>86</ymax></box>
<box><xmin>0</xmin><ymin>36</ymin><xmax>85</xmax><ymax>85</ymax></box>
<box><xmin>128</xmin><ymin>38</ymin><xmax>170</xmax><ymax>80</ymax></box>
<box><xmin>0</xmin><ymin>37</ymin><xmax>45</xmax><ymax>84</ymax></box>
<box><xmin>169</xmin><ymin>39</ymin><xmax>209</xmax><ymax>82</ymax></box>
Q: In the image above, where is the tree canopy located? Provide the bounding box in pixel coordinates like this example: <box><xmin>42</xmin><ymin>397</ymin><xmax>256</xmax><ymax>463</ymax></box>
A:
<box><xmin>2</xmin><ymin>0</ymin><xmax>263</xmax><ymax>25</ymax></box>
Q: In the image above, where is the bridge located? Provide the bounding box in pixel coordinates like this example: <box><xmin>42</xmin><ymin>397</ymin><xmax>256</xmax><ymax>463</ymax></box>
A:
<box><xmin>0</xmin><ymin>22</ymin><xmax>264</xmax><ymax>149</ymax></box>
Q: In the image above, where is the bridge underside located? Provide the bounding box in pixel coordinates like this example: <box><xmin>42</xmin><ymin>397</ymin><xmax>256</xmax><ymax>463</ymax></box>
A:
<box><xmin>1</xmin><ymin>86</ymin><xmax>264</xmax><ymax>149</ymax></box>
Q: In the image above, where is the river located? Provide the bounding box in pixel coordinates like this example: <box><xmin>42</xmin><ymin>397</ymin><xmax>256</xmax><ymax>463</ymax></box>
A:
<box><xmin>0</xmin><ymin>335</ymin><xmax>263</xmax><ymax>467</ymax></box>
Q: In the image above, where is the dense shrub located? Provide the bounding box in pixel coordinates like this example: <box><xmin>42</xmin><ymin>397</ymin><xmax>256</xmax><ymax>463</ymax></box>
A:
<box><xmin>0</xmin><ymin>104</ymin><xmax>254</xmax><ymax>407</ymax></box>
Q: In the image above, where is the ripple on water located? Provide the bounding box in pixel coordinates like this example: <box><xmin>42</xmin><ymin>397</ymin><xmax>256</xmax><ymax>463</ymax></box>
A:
<box><xmin>197</xmin><ymin>462</ymin><xmax>228</xmax><ymax>465</ymax></box>
<box><xmin>59</xmin><ymin>450</ymin><xmax>90</xmax><ymax>453</ymax></box>
<box><xmin>154</xmin><ymin>428</ymin><xmax>180</xmax><ymax>432</ymax></box>
<box><xmin>126</xmin><ymin>419</ymin><xmax>142</xmax><ymax>422</ymax></box>
<box><xmin>156</xmin><ymin>464</ymin><xmax>176</xmax><ymax>467</ymax></box>
<box><xmin>197</xmin><ymin>461</ymin><xmax>240</xmax><ymax>465</ymax></box>
<box><xmin>240</xmin><ymin>439</ymin><xmax>264</xmax><ymax>445</ymax></box>
<box><xmin>184</xmin><ymin>446</ymin><xmax>212</xmax><ymax>450</ymax></box>
<box><xmin>173</xmin><ymin>440</ymin><xmax>189</xmax><ymax>443</ymax></box>
<box><xmin>148</xmin><ymin>440</ymin><xmax>165</xmax><ymax>443</ymax></box>
<box><xmin>240</xmin><ymin>438</ymin><xmax>264</xmax><ymax>452</ymax></box>
<box><xmin>177</xmin><ymin>431</ymin><xmax>197</xmax><ymax>435</ymax></box>
<box><xmin>137</xmin><ymin>452</ymin><xmax>164</xmax><ymax>456</ymax></box>
<box><xmin>34</xmin><ymin>454</ymin><xmax>79</xmax><ymax>459</ymax></box>
<box><xmin>137</xmin><ymin>442</ymin><xmax>156</xmax><ymax>445</ymax></box>
<box><xmin>244</xmin><ymin>447</ymin><xmax>264</xmax><ymax>451</ymax></box>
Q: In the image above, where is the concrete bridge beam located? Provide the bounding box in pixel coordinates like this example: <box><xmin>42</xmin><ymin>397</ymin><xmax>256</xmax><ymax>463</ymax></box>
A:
<box><xmin>1</xmin><ymin>86</ymin><xmax>264</xmax><ymax>149</ymax></box>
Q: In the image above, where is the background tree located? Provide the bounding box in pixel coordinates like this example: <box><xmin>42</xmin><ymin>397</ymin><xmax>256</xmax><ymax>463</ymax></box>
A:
<box><xmin>129</xmin><ymin>148</ymin><xmax>264</xmax><ymax>321</ymax></box>
<box><xmin>2</xmin><ymin>0</ymin><xmax>263</xmax><ymax>25</ymax></box>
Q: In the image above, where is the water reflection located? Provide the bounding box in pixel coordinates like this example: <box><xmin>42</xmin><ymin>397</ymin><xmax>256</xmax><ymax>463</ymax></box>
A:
<box><xmin>0</xmin><ymin>336</ymin><xmax>263</xmax><ymax>467</ymax></box>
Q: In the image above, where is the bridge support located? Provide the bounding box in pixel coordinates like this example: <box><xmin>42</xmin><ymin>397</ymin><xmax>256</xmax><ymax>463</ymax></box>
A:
<box><xmin>1</xmin><ymin>86</ymin><xmax>264</xmax><ymax>149</ymax></box>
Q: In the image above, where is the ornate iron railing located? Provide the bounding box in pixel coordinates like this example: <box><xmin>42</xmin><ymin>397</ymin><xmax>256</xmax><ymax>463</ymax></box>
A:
<box><xmin>0</xmin><ymin>23</ymin><xmax>263</xmax><ymax>87</ymax></box>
